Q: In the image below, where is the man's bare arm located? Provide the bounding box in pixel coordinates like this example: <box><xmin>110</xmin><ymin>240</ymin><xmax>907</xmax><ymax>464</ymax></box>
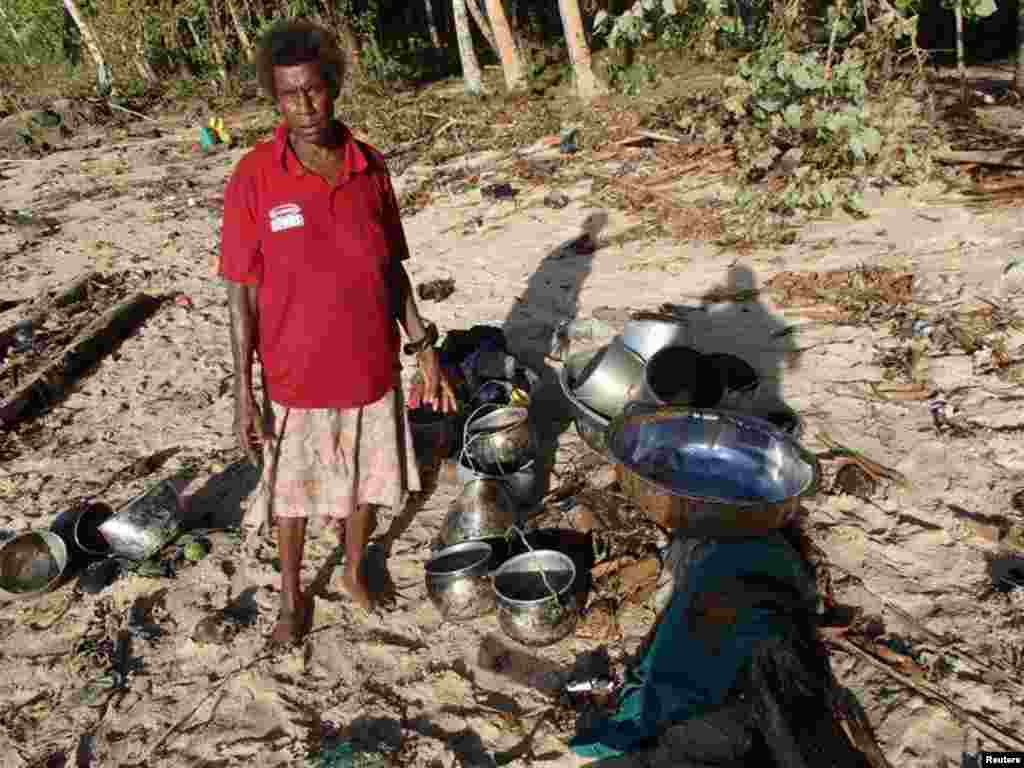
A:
<box><xmin>228</xmin><ymin>282</ymin><xmax>259</xmax><ymax>393</ymax></box>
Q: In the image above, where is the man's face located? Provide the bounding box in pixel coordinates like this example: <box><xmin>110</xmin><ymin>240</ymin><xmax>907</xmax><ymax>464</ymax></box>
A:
<box><xmin>273</xmin><ymin>61</ymin><xmax>334</xmax><ymax>146</ymax></box>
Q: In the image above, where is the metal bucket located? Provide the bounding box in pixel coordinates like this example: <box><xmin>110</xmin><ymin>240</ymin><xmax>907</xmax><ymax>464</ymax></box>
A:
<box><xmin>0</xmin><ymin>531</ymin><xmax>69</xmax><ymax>601</ymax></box>
<box><xmin>424</xmin><ymin>541</ymin><xmax>496</xmax><ymax>621</ymax></box>
<box><xmin>641</xmin><ymin>346</ymin><xmax>725</xmax><ymax>409</ymax></box>
<box><xmin>493</xmin><ymin>550</ymin><xmax>578</xmax><ymax>647</ymax></box>
<box><xmin>463</xmin><ymin>405</ymin><xmax>534</xmax><ymax>472</ymax></box>
<box><xmin>621</xmin><ymin>311</ymin><xmax>691</xmax><ymax>361</ymax></box>
<box><xmin>456</xmin><ymin>452</ymin><xmax>539</xmax><ymax>509</ymax></box>
<box><xmin>571</xmin><ymin>337</ymin><xmax>646</xmax><ymax>419</ymax></box>
<box><xmin>98</xmin><ymin>479</ymin><xmax>183</xmax><ymax>561</ymax></box>
<box><xmin>560</xmin><ymin>349</ymin><xmax>612</xmax><ymax>459</ymax></box>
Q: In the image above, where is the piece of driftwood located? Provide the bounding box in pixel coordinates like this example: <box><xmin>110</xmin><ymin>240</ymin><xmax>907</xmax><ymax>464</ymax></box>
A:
<box><xmin>0</xmin><ymin>271</ymin><xmax>99</xmax><ymax>353</ymax></box>
<box><xmin>936</xmin><ymin>150</ymin><xmax>1024</xmax><ymax>169</ymax></box>
<box><xmin>0</xmin><ymin>292</ymin><xmax>162</xmax><ymax>429</ymax></box>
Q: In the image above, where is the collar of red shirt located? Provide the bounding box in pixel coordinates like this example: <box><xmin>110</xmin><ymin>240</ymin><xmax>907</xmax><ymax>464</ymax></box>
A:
<box><xmin>273</xmin><ymin>120</ymin><xmax>369</xmax><ymax>181</ymax></box>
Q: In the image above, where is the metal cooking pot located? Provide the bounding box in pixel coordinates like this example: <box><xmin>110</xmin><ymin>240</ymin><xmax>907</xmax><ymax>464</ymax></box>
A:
<box><xmin>571</xmin><ymin>336</ymin><xmax>646</xmax><ymax>419</ymax></box>
<box><xmin>559</xmin><ymin>348</ymin><xmax>612</xmax><ymax>458</ymax></box>
<box><xmin>457</xmin><ymin>453</ymin><xmax>539</xmax><ymax>509</ymax></box>
<box><xmin>609</xmin><ymin>403</ymin><xmax>820</xmax><ymax>536</ymax></box>
<box><xmin>0</xmin><ymin>531</ymin><xmax>69</xmax><ymax>601</ymax></box>
<box><xmin>621</xmin><ymin>311</ymin><xmax>691</xmax><ymax>361</ymax></box>
<box><xmin>98</xmin><ymin>479</ymin><xmax>183</xmax><ymax>561</ymax></box>
<box><xmin>493</xmin><ymin>549</ymin><xmax>578</xmax><ymax>647</ymax></box>
<box><xmin>424</xmin><ymin>541</ymin><xmax>496</xmax><ymax>621</ymax></box>
<box><xmin>640</xmin><ymin>345</ymin><xmax>725</xmax><ymax>409</ymax></box>
<box><xmin>463</xmin><ymin>405</ymin><xmax>534</xmax><ymax>471</ymax></box>
<box><xmin>441</xmin><ymin>479</ymin><xmax>523</xmax><ymax>547</ymax></box>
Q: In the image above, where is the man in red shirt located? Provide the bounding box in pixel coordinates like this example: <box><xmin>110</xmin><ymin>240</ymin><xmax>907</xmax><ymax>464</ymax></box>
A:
<box><xmin>220</xmin><ymin>20</ymin><xmax>455</xmax><ymax>645</ymax></box>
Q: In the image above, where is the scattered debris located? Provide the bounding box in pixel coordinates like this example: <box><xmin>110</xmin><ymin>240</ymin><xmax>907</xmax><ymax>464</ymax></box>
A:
<box><xmin>767</xmin><ymin>268</ymin><xmax>913</xmax><ymax>324</ymax></box>
<box><xmin>482</xmin><ymin>182</ymin><xmax>517</xmax><ymax>200</ymax></box>
<box><xmin>559</xmin><ymin>127</ymin><xmax>579</xmax><ymax>155</ymax></box>
<box><xmin>544</xmin><ymin>191</ymin><xmax>570</xmax><ymax>209</ymax></box>
<box><xmin>817</xmin><ymin>432</ymin><xmax>908</xmax><ymax>487</ymax></box>
<box><xmin>833</xmin><ymin>461</ymin><xmax>877</xmax><ymax>499</ymax></box>
<box><xmin>417</xmin><ymin>278</ymin><xmax>456</xmax><ymax>302</ymax></box>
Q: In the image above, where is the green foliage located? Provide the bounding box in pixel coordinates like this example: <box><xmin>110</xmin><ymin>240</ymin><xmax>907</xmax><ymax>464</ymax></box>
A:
<box><xmin>605</xmin><ymin>60</ymin><xmax>658</xmax><ymax>96</ymax></box>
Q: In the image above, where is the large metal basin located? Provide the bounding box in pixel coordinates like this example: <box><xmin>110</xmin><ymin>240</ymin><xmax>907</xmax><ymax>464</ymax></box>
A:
<box><xmin>559</xmin><ymin>349</ymin><xmax>612</xmax><ymax>458</ymax></box>
<box><xmin>609</xmin><ymin>404</ymin><xmax>820</xmax><ymax>536</ymax></box>
<box><xmin>493</xmin><ymin>550</ymin><xmax>578</xmax><ymax>647</ymax></box>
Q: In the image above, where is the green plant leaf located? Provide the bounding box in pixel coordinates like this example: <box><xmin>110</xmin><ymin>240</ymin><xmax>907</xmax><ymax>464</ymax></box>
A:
<box><xmin>783</xmin><ymin>104</ymin><xmax>802</xmax><ymax>129</ymax></box>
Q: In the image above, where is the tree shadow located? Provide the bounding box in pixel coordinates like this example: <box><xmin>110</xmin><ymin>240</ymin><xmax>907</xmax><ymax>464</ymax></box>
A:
<box><xmin>173</xmin><ymin>459</ymin><xmax>260</xmax><ymax>530</ymax></box>
<box><xmin>502</xmin><ymin>210</ymin><xmax>608</xmax><ymax>503</ymax></box>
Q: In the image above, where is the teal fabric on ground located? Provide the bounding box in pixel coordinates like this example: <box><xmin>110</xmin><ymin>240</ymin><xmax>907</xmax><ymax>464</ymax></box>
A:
<box><xmin>569</xmin><ymin>534</ymin><xmax>815</xmax><ymax>760</ymax></box>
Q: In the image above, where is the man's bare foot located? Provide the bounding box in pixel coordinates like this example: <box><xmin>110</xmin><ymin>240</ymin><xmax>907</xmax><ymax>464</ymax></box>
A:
<box><xmin>269</xmin><ymin>597</ymin><xmax>311</xmax><ymax>646</ymax></box>
<box><xmin>341</xmin><ymin>562</ymin><xmax>374</xmax><ymax>612</ymax></box>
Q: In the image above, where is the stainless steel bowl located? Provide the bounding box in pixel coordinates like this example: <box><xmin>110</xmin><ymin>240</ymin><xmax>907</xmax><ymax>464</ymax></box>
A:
<box><xmin>608</xmin><ymin>403</ymin><xmax>820</xmax><ymax>536</ymax></box>
<box><xmin>441</xmin><ymin>479</ymin><xmax>523</xmax><ymax>547</ymax></box>
<box><xmin>571</xmin><ymin>337</ymin><xmax>646</xmax><ymax>419</ymax></box>
<box><xmin>622</xmin><ymin>311</ymin><xmax>691</xmax><ymax>361</ymax></box>
<box><xmin>424</xmin><ymin>541</ymin><xmax>496</xmax><ymax>621</ymax></box>
<box><xmin>559</xmin><ymin>349</ymin><xmax>612</xmax><ymax>458</ymax></box>
<box><xmin>493</xmin><ymin>550</ymin><xmax>578</xmax><ymax>647</ymax></box>
<box><xmin>0</xmin><ymin>531</ymin><xmax>69</xmax><ymax>600</ymax></box>
<box><xmin>456</xmin><ymin>454</ymin><xmax>539</xmax><ymax>508</ymax></box>
<box><xmin>463</xmin><ymin>405</ymin><xmax>534</xmax><ymax>471</ymax></box>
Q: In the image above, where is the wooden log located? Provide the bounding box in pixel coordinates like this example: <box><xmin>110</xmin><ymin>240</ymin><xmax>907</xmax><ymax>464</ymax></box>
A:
<box><xmin>0</xmin><ymin>292</ymin><xmax>162</xmax><ymax>429</ymax></box>
<box><xmin>935</xmin><ymin>149</ymin><xmax>1024</xmax><ymax>169</ymax></box>
<box><xmin>0</xmin><ymin>271</ymin><xmax>99</xmax><ymax>353</ymax></box>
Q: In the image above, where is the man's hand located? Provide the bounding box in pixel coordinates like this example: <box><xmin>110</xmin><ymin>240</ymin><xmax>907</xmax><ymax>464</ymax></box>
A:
<box><xmin>417</xmin><ymin>347</ymin><xmax>457</xmax><ymax>414</ymax></box>
<box><xmin>234</xmin><ymin>387</ymin><xmax>272</xmax><ymax>466</ymax></box>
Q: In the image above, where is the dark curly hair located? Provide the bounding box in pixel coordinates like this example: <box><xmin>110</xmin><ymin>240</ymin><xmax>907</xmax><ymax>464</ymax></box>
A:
<box><xmin>255</xmin><ymin>19</ymin><xmax>347</xmax><ymax>101</ymax></box>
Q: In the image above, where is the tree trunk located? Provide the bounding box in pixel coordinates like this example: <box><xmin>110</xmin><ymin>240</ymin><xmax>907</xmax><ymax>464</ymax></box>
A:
<box><xmin>467</xmin><ymin>0</ymin><xmax>499</xmax><ymax>53</ymax></box>
<box><xmin>1016</xmin><ymin>0</ymin><xmax>1024</xmax><ymax>94</ymax></box>
<box><xmin>452</xmin><ymin>0</ymin><xmax>484</xmax><ymax>94</ymax></box>
<box><xmin>224</xmin><ymin>0</ymin><xmax>254</xmax><ymax>63</ymax></box>
<box><xmin>134</xmin><ymin>35</ymin><xmax>158</xmax><ymax>82</ymax></box>
<box><xmin>954</xmin><ymin>0</ymin><xmax>966</xmax><ymax>105</ymax></box>
<box><xmin>337</xmin><ymin>15</ymin><xmax>364</xmax><ymax>85</ymax></box>
<box><xmin>424</xmin><ymin>0</ymin><xmax>444</xmax><ymax>47</ymax></box>
<box><xmin>485</xmin><ymin>0</ymin><xmax>526</xmax><ymax>91</ymax></box>
<box><xmin>557</xmin><ymin>0</ymin><xmax>606</xmax><ymax>102</ymax></box>
<box><xmin>62</xmin><ymin>0</ymin><xmax>112</xmax><ymax>90</ymax></box>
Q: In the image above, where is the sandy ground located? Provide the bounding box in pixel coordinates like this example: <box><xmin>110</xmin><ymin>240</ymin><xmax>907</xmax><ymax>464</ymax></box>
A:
<box><xmin>1</xmin><ymin>103</ymin><xmax>1023</xmax><ymax>768</ymax></box>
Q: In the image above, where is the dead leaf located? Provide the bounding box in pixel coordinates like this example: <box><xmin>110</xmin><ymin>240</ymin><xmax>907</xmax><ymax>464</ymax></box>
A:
<box><xmin>618</xmin><ymin>557</ymin><xmax>659</xmax><ymax>603</ymax></box>
<box><xmin>575</xmin><ymin>598</ymin><xmax>621</xmax><ymax>641</ymax></box>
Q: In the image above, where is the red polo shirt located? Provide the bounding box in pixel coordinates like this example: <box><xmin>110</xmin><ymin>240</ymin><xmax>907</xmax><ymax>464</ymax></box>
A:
<box><xmin>219</xmin><ymin>122</ymin><xmax>410</xmax><ymax>409</ymax></box>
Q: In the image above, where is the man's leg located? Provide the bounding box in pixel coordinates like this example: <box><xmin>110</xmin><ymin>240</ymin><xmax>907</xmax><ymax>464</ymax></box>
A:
<box><xmin>271</xmin><ymin>516</ymin><xmax>308</xmax><ymax>643</ymax></box>
<box><xmin>341</xmin><ymin>504</ymin><xmax>377</xmax><ymax>610</ymax></box>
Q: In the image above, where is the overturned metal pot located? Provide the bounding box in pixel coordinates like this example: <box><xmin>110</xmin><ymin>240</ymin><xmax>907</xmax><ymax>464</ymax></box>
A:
<box><xmin>609</xmin><ymin>403</ymin><xmax>820</xmax><ymax>536</ymax></box>
<box><xmin>463</xmin><ymin>405</ymin><xmax>534</xmax><ymax>472</ymax></box>
<box><xmin>560</xmin><ymin>348</ymin><xmax>613</xmax><ymax>459</ymax></box>
<box><xmin>571</xmin><ymin>336</ymin><xmax>646</xmax><ymax>420</ymax></box>
<box><xmin>424</xmin><ymin>541</ymin><xmax>496</xmax><ymax>621</ymax></box>
<box><xmin>441</xmin><ymin>479</ymin><xmax>523</xmax><ymax>547</ymax></box>
<box><xmin>98</xmin><ymin>479</ymin><xmax>183</xmax><ymax>561</ymax></box>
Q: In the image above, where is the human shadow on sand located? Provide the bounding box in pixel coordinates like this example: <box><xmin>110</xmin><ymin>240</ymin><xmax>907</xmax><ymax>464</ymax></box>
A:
<box><xmin>501</xmin><ymin>210</ymin><xmax>609</xmax><ymax>502</ymax></box>
<box><xmin>658</xmin><ymin>264</ymin><xmax>804</xmax><ymax>430</ymax></box>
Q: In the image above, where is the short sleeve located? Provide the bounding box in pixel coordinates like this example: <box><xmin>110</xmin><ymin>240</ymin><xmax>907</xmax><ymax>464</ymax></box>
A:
<box><xmin>378</xmin><ymin>171</ymin><xmax>410</xmax><ymax>263</ymax></box>
<box><xmin>219</xmin><ymin>165</ymin><xmax>262</xmax><ymax>283</ymax></box>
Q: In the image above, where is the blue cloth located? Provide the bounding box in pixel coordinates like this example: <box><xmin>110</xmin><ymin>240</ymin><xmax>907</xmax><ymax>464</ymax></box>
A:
<box><xmin>570</xmin><ymin>534</ymin><xmax>815</xmax><ymax>760</ymax></box>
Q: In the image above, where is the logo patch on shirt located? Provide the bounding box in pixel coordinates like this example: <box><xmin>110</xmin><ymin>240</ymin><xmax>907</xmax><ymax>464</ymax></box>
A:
<box><xmin>269</xmin><ymin>203</ymin><xmax>304</xmax><ymax>232</ymax></box>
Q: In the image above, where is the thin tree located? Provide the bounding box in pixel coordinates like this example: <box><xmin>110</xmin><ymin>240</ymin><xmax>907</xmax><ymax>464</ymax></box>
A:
<box><xmin>425</xmin><ymin>0</ymin><xmax>444</xmax><ymax>48</ymax></box>
<box><xmin>954</xmin><ymin>0</ymin><xmax>967</xmax><ymax>105</ymax></box>
<box><xmin>486</xmin><ymin>0</ymin><xmax>526</xmax><ymax>91</ymax></box>
<box><xmin>453</xmin><ymin>0</ymin><xmax>484</xmax><ymax>94</ymax></box>
<box><xmin>467</xmin><ymin>0</ymin><xmax>499</xmax><ymax>53</ymax></box>
<box><xmin>557</xmin><ymin>0</ymin><xmax>606</xmax><ymax>102</ymax></box>
<box><xmin>63</xmin><ymin>0</ymin><xmax>112</xmax><ymax>91</ymax></box>
<box><xmin>225</xmin><ymin>0</ymin><xmax>255</xmax><ymax>63</ymax></box>
<box><xmin>1016</xmin><ymin>0</ymin><xmax>1024</xmax><ymax>93</ymax></box>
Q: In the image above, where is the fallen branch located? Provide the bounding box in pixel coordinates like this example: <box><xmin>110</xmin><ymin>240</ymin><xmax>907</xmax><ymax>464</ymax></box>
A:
<box><xmin>816</xmin><ymin>432</ymin><xmax>908</xmax><ymax>486</ymax></box>
<box><xmin>106</xmin><ymin>101</ymin><xmax>157</xmax><ymax>123</ymax></box>
<box><xmin>0</xmin><ymin>292</ymin><xmax>162</xmax><ymax>430</ymax></box>
<box><xmin>833</xmin><ymin>637</ymin><xmax>1024</xmax><ymax>751</ymax></box>
<box><xmin>0</xmin><ymin>271</ymin><xmax>99</xmax><ymax>353</ymax></box>
<box><xmin>936</xmin><ymin>149</ymin><xmax>1024</xmax><ymax>169</ymax></box>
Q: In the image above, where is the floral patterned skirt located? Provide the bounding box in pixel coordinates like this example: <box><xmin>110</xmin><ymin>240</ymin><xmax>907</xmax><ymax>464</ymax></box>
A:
<box><xmin>252</xmin><ymin>388</ymin><xmax>421</xmax><ymax>530</ymax></box>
